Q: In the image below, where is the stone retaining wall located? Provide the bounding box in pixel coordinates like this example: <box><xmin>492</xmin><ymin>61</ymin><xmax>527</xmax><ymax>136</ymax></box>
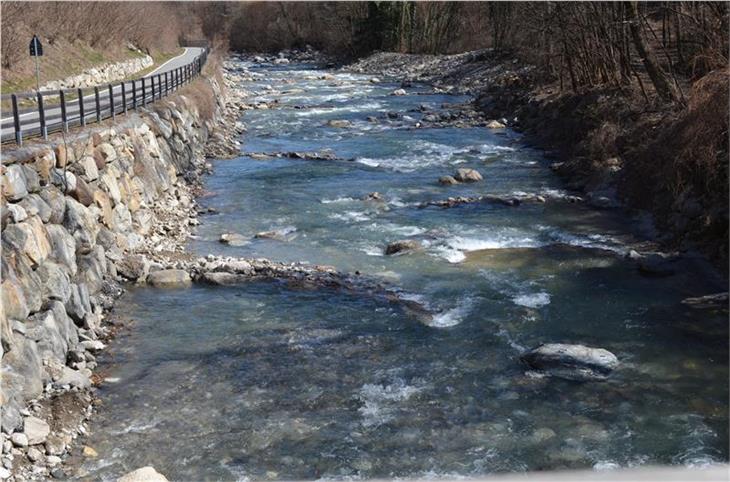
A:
<box><xmin>40</xmin><ymin>54</ymin><xmax>154</xmax><ymax>91</ymax></box>
<box><xmin>0</xmin><ymin>72</ymin><xmax>227</xmax><ymax>438</ymax></box>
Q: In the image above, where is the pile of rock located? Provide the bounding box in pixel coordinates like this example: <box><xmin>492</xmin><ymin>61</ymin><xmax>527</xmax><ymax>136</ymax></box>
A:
<box><xmin>41</xmin><ymin>54</ymin><xmax>153</xmax><ymax>92</ymax></box>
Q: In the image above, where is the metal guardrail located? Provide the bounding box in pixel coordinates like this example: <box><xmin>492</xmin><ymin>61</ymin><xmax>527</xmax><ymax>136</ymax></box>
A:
<box><xmin>1</xmin><ymin>46</ymin><xmax>209</xmax><ymax>146</ymax></box>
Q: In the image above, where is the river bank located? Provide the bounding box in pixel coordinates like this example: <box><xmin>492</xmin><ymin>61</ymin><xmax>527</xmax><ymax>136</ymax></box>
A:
<box><xmin>347</xmin><ymin>50</ymin><xmax>729</xmax><ymax>270</ymax></box>
<box><xmin>0</xmin><ymin>53</ymin><xmax>247</xmax><ymax>480</ymax></box>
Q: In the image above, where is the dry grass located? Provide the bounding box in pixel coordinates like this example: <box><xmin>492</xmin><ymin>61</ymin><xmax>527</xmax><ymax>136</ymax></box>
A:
<box><xmin>624</xmin><ymin>68</ymin><xmax>729</xmax><ymax>260</ymax></box>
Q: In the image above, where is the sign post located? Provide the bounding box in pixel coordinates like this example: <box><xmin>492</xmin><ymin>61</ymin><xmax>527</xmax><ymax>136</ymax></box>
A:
<box><xmin>29</xmin><ymin>35</ymin><xmax>43</xmax><ymax>91</ymax></box>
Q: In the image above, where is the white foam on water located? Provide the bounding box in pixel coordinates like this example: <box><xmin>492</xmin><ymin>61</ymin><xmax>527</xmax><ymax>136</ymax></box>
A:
<box><xmin>539</xmin><ymin>226</ymin><xmax>628</xmax><ymax>255</ymax></box>
<box><xmin>357</xmin><ymin>378</ymin><xmax>423</xmax><ymax>428</ymax></box>
<box><xmin>328</xmin><ymin>211</ymin><xmax>371</xmax><ymax>223</ymax></box>
<box><xmin>110</xmin><ymin>419</ymin><xmax>160</xmax><ymax>435</ymax></box>
<box><xmin>365</xmin><ymin>222</ymin><xmax>426</xmax><ymax>237</ymax></box>
<box><xmin>431</xmin><ymin>245</ymin><xmax>466</xmax><ymax>263</ymax></box>
<box><xmin>361</xmin><ymin>244</ymin><xmax>384</xmax><ymax>256</ymax></box>
<box><xmin>431</xmin><ymin>231</ymin><xmax>543</xmax><ymax>263</ymax></box>
<box><xmin>512</xmin><ymin>292</ymin><xmax>551</xmax><ymax>309</ymax></box>
<box><xmin>295</xmin><ymin>101</ymin><xmax>384</xmax><ymax>117</ymax></box>
<box><xmin>427</xmin><ymin>297</ymin><xmax>475</xmax><ymax>328</ymax></box>
<box><xmin>321</xmin><ymin>196</ymin><xmax>357</xmax><ymax>204</ymax></box>
<box><xmin>593</xmin><ymin>461</ymin><xmax>621</xmax><ymax>471</ymax></box>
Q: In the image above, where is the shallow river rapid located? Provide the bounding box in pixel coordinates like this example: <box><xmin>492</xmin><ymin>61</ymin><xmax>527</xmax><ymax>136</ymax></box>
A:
<box><xmin>78</xmin><ymin>60</ymin><xmax>728</xmax><ymax>480</ymax></box>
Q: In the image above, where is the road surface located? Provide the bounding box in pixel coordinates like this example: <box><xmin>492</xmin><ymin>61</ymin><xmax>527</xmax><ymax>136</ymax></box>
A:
<box><xmin>1</xmin><ymin>47</ymin><xmax>205</xmax><ymax>143</ymax></box>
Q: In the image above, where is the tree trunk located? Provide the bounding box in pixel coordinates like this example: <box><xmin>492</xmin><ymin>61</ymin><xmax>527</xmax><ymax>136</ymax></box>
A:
<box><xmin>627</xmin><ymin>1</ymin><xmax>680</xmax><ymax>103</ymax></box>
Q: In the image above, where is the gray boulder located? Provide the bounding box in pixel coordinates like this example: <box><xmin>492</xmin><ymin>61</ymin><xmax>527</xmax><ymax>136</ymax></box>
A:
<box><xmin>117</xmin><ymin>467</ymin><xmax>169</xmax><ymax>482</ymax></box>
<box><xmin>23</xmin><ymin>416</ymin><xmax>50</xmax><ymax>445</ymax></box>
<box><xmin>521</xmin><ymin>343</ymin><xmax>619</xmax><ymax>381</ymax></box>
<box><xmin>1</xmin><ymin>164</ymin><xmax>28</xmax><ymax>201</ymax></box>
<box><xmin>453</xmin><ymin>168</ymin><xmax>483</xmax><ymax>183</ymax></box>
<box><xmin>146</xmin><ymin>269</ymin><xmax>192</xmax><ymax>287</ymax></box>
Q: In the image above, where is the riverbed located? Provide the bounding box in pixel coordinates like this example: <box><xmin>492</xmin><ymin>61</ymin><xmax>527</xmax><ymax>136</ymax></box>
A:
<box><xmin>76</xmin><ymin>59</ymin><xmax>728</xmax><ymax>480</ymax></box>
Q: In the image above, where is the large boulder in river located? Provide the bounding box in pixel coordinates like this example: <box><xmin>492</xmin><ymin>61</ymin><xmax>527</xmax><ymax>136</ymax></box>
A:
<box><xmin>385</xmin><ymin>239</ymin><xmax>421</xmax><ymax>255</ymax></box>
<box><xmin>454</xmin><ymin>168</ymin><xmax>483</xmax><ymax>183</ymax></box>
<box><xmin>146</xmin><ymin>269</ymin><xmax>191</xmax><ymax>287</ymax></box>
<box><xmin>520</xmin><ymin>343</ymin><xmax>619</xmax><ymax>381</ymax></box>
<box><xmin>486</xmin><ymin>119</ymin><xmax>506</xmax><ymax>129</ymax></box>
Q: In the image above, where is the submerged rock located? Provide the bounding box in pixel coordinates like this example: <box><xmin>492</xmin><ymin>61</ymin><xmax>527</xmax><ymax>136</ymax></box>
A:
<box><xmin>385</xmin><ymin>239</ymin><xmax>421</xmax><ymax>255</ymax></box>
<box><xmin>254</xmin><ymin>227</ymin><xmax>297</xmax><ymax>241</ymax></box>
<box><xmin>438</xmin><ymin>175</ymin><xmax>459</xmax><ymax>186</ymax></box>
<box><xmin>637</xmin><ymin>253</ymin><xmax>676</xmax><ymax>277</ymax></box>
<box><xmin>391</xmin><ymin>88</ymin><xmax>407</xmax><ymax>96</ymax></box>
<box><xmin>521</xmin><ymin>343</ymin><xmax>619</xmax><ymax>381</ymax></box>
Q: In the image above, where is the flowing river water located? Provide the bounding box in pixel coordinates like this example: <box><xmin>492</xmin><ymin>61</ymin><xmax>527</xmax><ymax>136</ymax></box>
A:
<box><xmin>77</xmin><ymin>61</ymin><xmax>728</xmax><ymax>480</ymax></box>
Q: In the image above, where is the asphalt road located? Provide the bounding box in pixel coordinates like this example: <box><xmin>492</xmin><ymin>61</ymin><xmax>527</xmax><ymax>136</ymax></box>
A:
<box><xmin>1</xmin><ymin>47</ymin><xmax>204</xmax><ymax>143</ymax></box>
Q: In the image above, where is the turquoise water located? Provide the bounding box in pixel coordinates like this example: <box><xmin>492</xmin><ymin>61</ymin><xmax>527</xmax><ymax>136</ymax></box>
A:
<box><xmin>77</xmin><ymin>61</ymin><xmax>728</xmax><ymax>480</ymax></box>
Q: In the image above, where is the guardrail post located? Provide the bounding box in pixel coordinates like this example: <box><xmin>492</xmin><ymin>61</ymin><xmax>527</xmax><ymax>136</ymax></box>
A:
<box><xmin>60</xmin><ymin>90</ymin><xmax>68</xmax><ymax>132</ymax></box>
<box><xmin>11</xmin><ymin>94</ymin><xmax>22</xmax><ymax>146</ymax></box>
<box><xmin>121</xmin><ymin>82</ymin><xmax>127</xmax><ymax>114</ymax></box>
<box><xmin>94</xmin><ymin>87</ymin><xmax>101</xmax><ymax>122</ymax></box>
<box><xmin>150</xmin><ymin>76</ymin><xmax>155</xmax><ymax>103</ymax></box>
<box><xmin>142</xmin><ymin>78</ymin><xmax>146</xmax><ymax>106</ymax></box>
<box><xmin>78</xmin><ymin>88</ymin><xmax>86</xmax><ymax>126</ymax></box>
<box><xmin>132</xmin><ymin>80</ymin><xmax>137</xmax><ymax>109</ymax></box>
<box><xmin>157</xmin><ymin>74</ymin><xmax>162</xmax><ymax>99</ymax></box>
<box><xmin>37</xmin><ymin>92</ymin><xmax>47</xmax><ymax>140</ymax></box>
<box><xmin>108</xmin><ymin>84</ymin><xmax>115</xmax><ymax>120</ymax></box>
<box><xmin>164</xmin><ymin>71</ymin><xmax>169</xmax><ymax>97</ymax></box>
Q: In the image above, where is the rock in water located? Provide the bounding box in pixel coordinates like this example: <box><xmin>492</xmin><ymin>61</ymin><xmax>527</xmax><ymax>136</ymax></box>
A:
<box><xmin>391</xmin><ymin>88</ymin><xmax>407</xmax><ymax>96</ymax></box>
<box><xmin>454</xmin><ymin>168</ymin><xmax>483</xmax><ymax>183</ymax></box>
<box><xmin>521</xmin><ymin>343</ymin><xmax>619</xmax><ymax>381</ymax></box>
<box><xmin>146</xmin><ymin>269</ymin><xmax>192</xmax><ymax>287</ymax></box>
<box><xmin>117</xmin><ymin>466</ymin><xmax>169</xmax><ymax>482</ymax></box>
<box><xmin>385</xmin><ymin>239</ymin><xmax>421</xmax><ymax>255</ymax></box>
<box><xmin>219</xmin><ymin>232</ymin><xmax>248</xmax><ymax>246</ymax></box>
<box><xmin>364</xmin><ymin>192</ymin><xmax>383</xmax><ymax>201</ymax></box>
<box><xmin>681</xmin><ymin>292</ymin><xmax>728</xmax><ymax>310</ymax></box>
<box><xmin>486</xmin><ymin>119</ymin><xmax>506</xmax><ymax>129</ymax></box>
<box><xmin>438</xmin><ymin>175</ymin><xmax>459</xmax><ymax>186</ymax></box>
<box><xmin>254</xmin><ymin>227</ymin><xmax>296</xmax><ymax>241</ymax></box>
<box><xmin>326</xmin><ymin>119</ymin><xmax>352</xmax><ymax>128</ymax></box>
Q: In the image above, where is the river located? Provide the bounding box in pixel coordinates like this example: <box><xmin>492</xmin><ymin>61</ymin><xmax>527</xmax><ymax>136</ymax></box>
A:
<box><xmin>75</xmin><ymin>60</ymin><xmax>728</xmax><ymax>480</ymax></box>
